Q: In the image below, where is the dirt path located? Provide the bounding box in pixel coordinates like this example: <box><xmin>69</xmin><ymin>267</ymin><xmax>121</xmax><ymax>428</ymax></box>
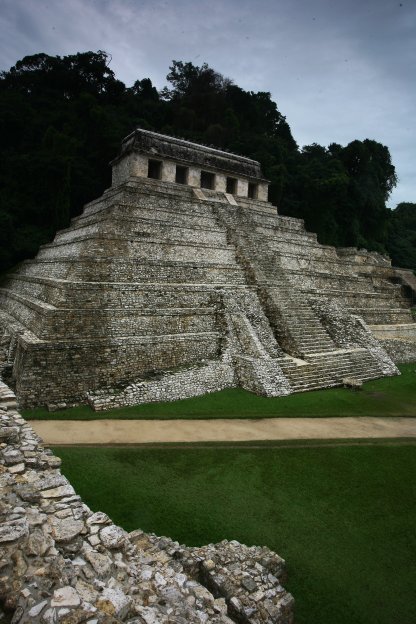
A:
<box><xmin>31</xmin><ymin>416</ymin><xmax>416</xmax><ymax>445</ymax></box>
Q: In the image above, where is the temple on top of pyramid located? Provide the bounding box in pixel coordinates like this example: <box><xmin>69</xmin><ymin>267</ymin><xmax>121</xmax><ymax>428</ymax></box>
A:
<box><xmin>0</xmin><ymin>129</ymin><xmax>415</xmax><ymax>410</ymax></box>
<box><xmin>110</xmin><ymin>128</ymin><xmax>269</xmax><ymax>201</ymax></box>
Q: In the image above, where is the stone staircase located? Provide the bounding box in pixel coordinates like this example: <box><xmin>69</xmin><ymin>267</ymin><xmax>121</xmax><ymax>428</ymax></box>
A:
<box><xmin>211</xmin><ymin>201</ymin><xmax>398</xmax><ymax>390</ymax></box>
<box><xmin>213</xmin><ymin>205</ymin><xmax>337</xmax><ymax>358</ymax></box>
<box><xmin>278</xmin><ymin>349</ymin><xmax>385</xmax><ymax>393</ymax></box>
<box><xmin>260</xmin><ymin>283</ymin><xmax>337</xmax><ymax>356</ymax></box>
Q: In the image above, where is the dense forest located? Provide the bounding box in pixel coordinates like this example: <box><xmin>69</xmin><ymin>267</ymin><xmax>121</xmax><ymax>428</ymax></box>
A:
<box><xmin>0</xmin><ymin>50</ymin><xmax>415</xmax><ymax>274</ymax></box>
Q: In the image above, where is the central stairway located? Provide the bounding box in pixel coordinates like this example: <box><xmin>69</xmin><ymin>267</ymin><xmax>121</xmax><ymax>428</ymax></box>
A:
<box><xmin>212</xmin><ymin>200</ymin><xmax>398</xmax><ymax>393</ymax></box>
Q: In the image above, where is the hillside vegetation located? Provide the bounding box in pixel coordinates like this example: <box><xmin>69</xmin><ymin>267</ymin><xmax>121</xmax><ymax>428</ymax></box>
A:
<box><xmin>0</xmin><ymin>51</ymin><xmax>414</xmax><ymax>273</ymax></box>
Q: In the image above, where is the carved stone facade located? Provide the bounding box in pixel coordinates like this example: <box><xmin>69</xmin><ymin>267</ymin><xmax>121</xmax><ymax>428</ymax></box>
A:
<box><xmin>0</xmin><ymin>129</ymin><xmax>415</xmax><ymax>409</ymax></box>
<box><xmin>110</xmin><ymin>129</ymin><xmax>269</xmax><ymax>201</ymax></box>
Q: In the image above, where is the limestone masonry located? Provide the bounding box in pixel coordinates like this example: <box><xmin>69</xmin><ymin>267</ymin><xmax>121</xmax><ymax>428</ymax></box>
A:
<box><xmin>0</xmin><ymin>381</ymin><xmax>294</xmax><ymax>623</ymax></box>
<box><xmin>0</xmin><ymin>128</ymin><xmax>415</xmax><ymax>409</ymax></box>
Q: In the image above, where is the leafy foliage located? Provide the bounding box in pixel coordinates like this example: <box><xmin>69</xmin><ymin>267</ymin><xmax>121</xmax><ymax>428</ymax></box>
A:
<box><xmin>387</xmin><ymin>203</ymin><xmax>416</xmax><ymax>269</ymax></box>
<box><xmin>0</xmin><ymin>51</ymin><xmax>168</xmax><ymax>273</ymax></box>
<box><xmin>0</xmin><ymin>51</ymin><xmax>411</xmax><ymax>274</ymax></box>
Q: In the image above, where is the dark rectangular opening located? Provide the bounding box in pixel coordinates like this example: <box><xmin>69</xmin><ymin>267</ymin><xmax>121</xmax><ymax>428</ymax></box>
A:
<box><xmin>148</xmin><ymin>159</ymin><xmax>162</xmax><ymax>180</ymax></box>
<box><xmin>248</xmin><ymin>182</ymin><xmax>258</xmax><ymax>199</ymax></box>
<box><xmin>226</xmin><ymin>177</ymin><xmax>237</xmax><ymax>194</ymax></box>
<box><xmin>175</xmin><ymin>165</ymin><xmax>188</xmax><ymax>185</ymax></box>
<box><xmin>200</xmin><ymin>171</ymin><xmax>215</xmax><ymax>190</ymax></box>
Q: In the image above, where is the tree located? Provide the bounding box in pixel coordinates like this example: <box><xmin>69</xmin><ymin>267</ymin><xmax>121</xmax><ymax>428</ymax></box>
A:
<box><xmin>337</xmin><ymin>139</ymin><xmax>396</xmax><ymax>251</ymax></box>
<box><xmin>387</xmin><ymin>203</ymin><xmax>416</xmax><ymax>269</ymax></box>
<box><xmin>163</xmin><ymin>60</ymin><xmax>231</xmax><ymax>100</ymax></box>
<box><xmin>0</xmin><ymin>51</ymin><xmax>163</xmax><ymax>274</ymax></box>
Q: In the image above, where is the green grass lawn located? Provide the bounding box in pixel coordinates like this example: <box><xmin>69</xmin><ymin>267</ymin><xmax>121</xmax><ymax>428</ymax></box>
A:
<box><xmin>25</xmin><ymin>363</ymin><xmax>416</xmax><ymax>420</ymax></box>
<box><xmin>54</xmin><ymin>444</ymin><xmax>416</xmax><ymax>624</ymax></box>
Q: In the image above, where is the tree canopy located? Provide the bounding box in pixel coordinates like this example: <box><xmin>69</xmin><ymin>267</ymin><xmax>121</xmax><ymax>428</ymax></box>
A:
<box><xmin>387</xmin><ymin>203</ymin><xmax>416</xmax><ymax>269</ymax></box>
<box><xmin>0</xmin><ymin>51</ymin><xmax>413</xmax><ymax>274</ymax></box>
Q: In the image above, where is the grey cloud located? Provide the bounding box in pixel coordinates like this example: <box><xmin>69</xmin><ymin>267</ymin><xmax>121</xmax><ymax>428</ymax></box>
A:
<box><xmin>0</xmin><ymin>0</ymin><xmax>414</xmax><ymax>207</ymax></box>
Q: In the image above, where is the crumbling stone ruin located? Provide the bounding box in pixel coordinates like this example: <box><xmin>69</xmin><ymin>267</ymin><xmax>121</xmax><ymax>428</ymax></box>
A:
<box><xmin>0</xmin><ymin>381</ymin><xmax>294</xmax><ymax>623</ymax></box>
<box><xmin>0</xmin><ymin>128</ymin><xmax>415</xmax><ymax>409</ymax></box>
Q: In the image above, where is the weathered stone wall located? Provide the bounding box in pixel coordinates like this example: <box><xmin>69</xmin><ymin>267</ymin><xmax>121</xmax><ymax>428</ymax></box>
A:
<box><xmin>378</xmin><ymin>339</ymin><xmax>416</xmax><ymax>362</ymax></box>
<box><xmin>368</xmin><ymin>323</ymin><xmax>416</xmax><ymax>363</ymax></box>
<box><xmin>88</xmin><ymin>359</ymin><xmax>235</xmax><ymax>410</ymax></box>
<box><xmin>12</xmin><ymin>333</ymin><xmax>222</xmax><ymax>408</ymax></box>
<box><xmin>0</xmin><ymin>381</ymin><xmax>294</xmax><ymax>623</ymax></box>
<box><xmin>113</xmin><ymin>128</ymin><xmax>265</xmax><ymax>179</ymax></box>
<box><xmin>111</xmin><ymin>129</ymin><xmax>269</xmax><ymax>201</ymax></box>
<box><xmin>14</xmin><ymin>259</ymin><xmax>246</xmax><ymax>285</ymax></box>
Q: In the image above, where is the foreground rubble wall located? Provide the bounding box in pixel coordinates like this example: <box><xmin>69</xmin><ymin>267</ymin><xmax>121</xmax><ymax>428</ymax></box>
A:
<box><xmin>0</xmin><ymin>381</ymin><xmax>294</xmax><ymax>624</ymax></box>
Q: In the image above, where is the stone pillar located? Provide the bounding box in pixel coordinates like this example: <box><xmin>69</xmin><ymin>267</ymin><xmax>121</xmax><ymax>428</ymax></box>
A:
<box><xmin>257</xmin><ymin>183</ymin><xmax>269</xmax><ymax>202</ymax></box>
<box><xmin>128</xmin><ymin>154</ymin><xmax>147</xmax><ymax>179</ymax></box>
<box><xmin>237</xmin><ymin>179</ymin><xmax>249</xmax><ymax>198</ymax></box>
<box><xmin>215</xmin><ymin>174</ymin><xmax>227</xmax><ymax>193</ymax></box>
<box><xmin>161</xmin><ymin>160</ymin><xmax>176</xmax><ymax>183</ymax></box>
<box><xmin>188</xmin><ymin>166</ymin><xmax>201</xmax><ymax>188</ymax></box>
<box><xmin>112</xmin><ymin>153</ymin><xmax>148</xmax><ymax>186</ymax></box>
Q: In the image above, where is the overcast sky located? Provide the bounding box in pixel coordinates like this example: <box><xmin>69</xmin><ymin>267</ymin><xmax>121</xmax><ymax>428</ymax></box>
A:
<box><xmin>1</xmin><ymin>0</ymin><xmax>414</xmax><ymax>208</ymax></box>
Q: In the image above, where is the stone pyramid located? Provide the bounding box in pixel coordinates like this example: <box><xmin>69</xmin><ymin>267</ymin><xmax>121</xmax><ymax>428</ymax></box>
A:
<box><xmin>0</xmin><ymin>129</ymin><xmax>415</xmax><ymax>409</ymax></box>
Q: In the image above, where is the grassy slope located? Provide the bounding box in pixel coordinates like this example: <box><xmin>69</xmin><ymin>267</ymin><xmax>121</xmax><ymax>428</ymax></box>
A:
<box><xmin>55</xmin><ymin>444</ymin><xmax>416</xmax><ymax>624</ymax></box>
<box><xmin>26</xmin><ymin>363</ymin><xmax>416</xmax><ymax>420</ymax></box>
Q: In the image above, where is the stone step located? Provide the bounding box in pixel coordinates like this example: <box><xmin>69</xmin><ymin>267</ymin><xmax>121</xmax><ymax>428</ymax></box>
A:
<box><xmin>277</xmin><ymin>254</ymin><xmax>357</xmax><ymax>275</ymax></box>
<box><xmin>40</xmin><ymin>231</ymin><xmax>232</xmax><ymax>252</ymax></box>
<box><xmin>287</xmin><ymin>362</ymin><xmax>382</xmax><ymax>375</ymax></box>
<box><xmin>54</xmin><ymin>215</ymin><xmax>228</xmax><ymax>247</ymax></box>
<box><xmin>0</xmin><ymin>288</ymin><xmax>221</xmax><ymax>339</ymax></box>
<box><xmin>254</xmin><ymin>227</ymin><xmax>317</xmax><ymax>244</ymax></box>
<box><xmin>287</xmin><ymin>334</ymin><xmax>335</xmax><ymax>345</ymax></box>
<box><xmin>289</xmin><ymin>341</ymin><xmax>336</xmax><ymax>350</ymax></box>
<box><xmin>15</xmin><ymin>257</ymin><xmax>246</xmax><ymax>284</ymax></box>
<box><xmin>308</xmin><ymin>287</ymin><xmax>403</xmax><ymax>299</ymax></box>
<box><xmin>299</xmin><ymin>343</ymin><xmax>335</xmax><ymax>351</ymax></box>
<box><xmin>347</xmin><ymin>307</ymin><xmax>412</xmax><ymax>315</ymax></box>
<box><xmin>0</xmin><ymin>288</ymin><xmax>56</xmax><ymax>312</ymax></box>
<box><xmin>273</xmin><ymin>268</ymin><xmax>376</xmax><ymax>287</ymax></box>
<box><xmin>239</xmin><ymin>210</ymin><xmax>307</xmax><ymax>234</ymax></box>
<box><xmin>38</xmin><ymin>309</ymin><xmax>218</xmax><ymax>340</ymax></box>
<box><xmin>283</xmin><ymin>364</ymin><xmax>382</xmax><ymax>381</ymax></box>
<box><xmin>308</xmin><ymin>294</ymin><xmax>407</xmax><ymax>308</ymax></box>
<box><xmin>352</xmin><ymin>309</ymin><xmax>413</xmax><ymax>324</ymax></box>
<box><xmin>279</xmin><ymin>322</ymin><xmax>335</xmax><ymax>337</ymax></box>
<box><xmin>284</xmin><ymin>325</ymin><xmax>331</xmax><ymax>334</ymax></box>
<box><xmin>72</xmin><ymin>201</ymin><xmax>219</xmax><ymax>230</ymax></box>
<box><xmin>83</xmin><ymin>178</ymin><xmax>210</xmax><ymax>212</ymax></box>
<box><xmin>36</xmin><ymin>235</ymin><xmax>236</xmax><ymax>265</ymax></box>
<box><xmin>290</xmin><ymin>366</ymin><xmax>383</xmax><ymax>382</ymax></box>
<box><xmin>290</xmin><ymin>375</ymin><xmax>382</xmax><ymax>391</ymax></box>
<box><xmin>305</xmin><ymin>354</ymin><xmax>380</xmax><ymax>366</ymax></box>
<box><xmin>240</xmin><ymin>234</ymin><xmax>338</xmax><ymax>261</ymax></box>
<box><xmin>2</xmin><ymin>276</ymin><xmax>233</xmax><ymax>309</ymax></box>
<box><xmin>283</xmin><ymin>369</ymin><xmax>383</xmax><ymax>388</ymax></box>
<box><xmin>267</xmin><ymin>240</ymin><xmax>340</xmax><ymax>260</ymax></box>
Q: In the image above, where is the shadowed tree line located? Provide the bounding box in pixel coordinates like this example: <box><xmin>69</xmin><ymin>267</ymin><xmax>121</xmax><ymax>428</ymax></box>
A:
<box><xmin>0</xmin><ymin>51</ymin><xmax>414</xmax><ymax>273</ymax></box>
